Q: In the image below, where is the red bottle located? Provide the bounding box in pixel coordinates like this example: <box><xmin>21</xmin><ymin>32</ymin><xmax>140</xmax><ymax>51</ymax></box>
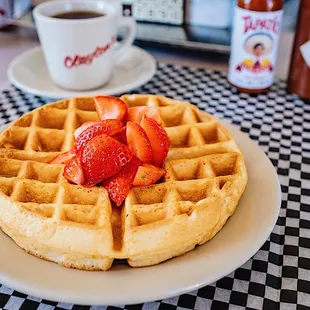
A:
<box><xmin>287</xmin><ymin>0</ymin><xmax>310</xmax><ymax>100</ymax></box>
<box><xmin>228</xmin><ymin>0</ymin><xmax>284</xmax><ymax>94</ymax></box>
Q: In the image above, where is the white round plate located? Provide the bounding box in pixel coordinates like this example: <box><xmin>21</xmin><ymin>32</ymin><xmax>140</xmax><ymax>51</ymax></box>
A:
<box><xmin>0</xmin><ymin>121</ymin><xmax>281</xmax><ymax>306</ymax></box>
<box><xmin>7</xmin><ymin>46</ymin><xmax>156</xmax><ymax>99</ymax></box>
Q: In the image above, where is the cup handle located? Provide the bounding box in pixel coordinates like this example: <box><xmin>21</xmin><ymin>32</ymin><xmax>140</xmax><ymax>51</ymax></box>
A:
<box><xmin>113</xmin><ymin>16</ymin><xmax>136</xmax><ymax>63</ymax></box>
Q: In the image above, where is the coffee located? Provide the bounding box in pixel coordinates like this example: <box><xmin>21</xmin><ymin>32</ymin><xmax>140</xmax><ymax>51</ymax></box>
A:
<box><xmin>52</xmin><ymin>10</ymin><xmax>104</xmax><ymax>19</ymax></box>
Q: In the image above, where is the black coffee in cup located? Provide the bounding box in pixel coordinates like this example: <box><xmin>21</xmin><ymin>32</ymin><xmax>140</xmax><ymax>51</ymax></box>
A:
<box><xmin>52</xmin><ymin>10</ymin><xmax>104</xmax><ymax>19</ymax></box>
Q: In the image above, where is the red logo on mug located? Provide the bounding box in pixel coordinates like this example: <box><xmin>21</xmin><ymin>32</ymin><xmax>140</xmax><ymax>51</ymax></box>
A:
<box><xmin>64</xmin><ymin>36</ymin><xmax>116</xmax><ymax>69</ymax></box>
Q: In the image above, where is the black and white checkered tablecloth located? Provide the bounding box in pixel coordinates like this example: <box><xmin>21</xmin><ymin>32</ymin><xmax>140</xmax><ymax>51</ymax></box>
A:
<box><xmin>0</xmin><ymin>62</ymin><xmax>309</xmax><ymax>310</ymax></box>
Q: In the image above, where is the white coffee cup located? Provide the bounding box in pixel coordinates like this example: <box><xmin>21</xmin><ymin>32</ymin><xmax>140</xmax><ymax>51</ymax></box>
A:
<box><xmin>33</xmin><ymin>0</ymin><xmax>136</xmax><ymax>91</ymax></box>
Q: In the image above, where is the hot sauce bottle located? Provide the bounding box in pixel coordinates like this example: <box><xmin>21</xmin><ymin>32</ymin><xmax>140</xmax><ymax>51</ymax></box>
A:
<box><xmin>228</xmin><ymin>0</ymin><xmax>284</xmax><ymax>94</ymax></box>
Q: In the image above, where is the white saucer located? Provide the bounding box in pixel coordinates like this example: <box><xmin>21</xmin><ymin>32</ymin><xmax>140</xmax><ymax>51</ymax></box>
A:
<box><xmin>0</xmin><ymin>121</ymin><xmax>281</xmax><ymax>306</ymax></box>
<box><xmin>7</xmin><ymin>46</ymin><xmax>156</xmax><ymax>99</ymax></box>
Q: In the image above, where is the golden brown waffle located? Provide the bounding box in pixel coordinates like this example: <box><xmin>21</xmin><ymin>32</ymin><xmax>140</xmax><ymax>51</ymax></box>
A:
<box><xmin>0</xmin><ymin>95</ymin><xmax>247</xmax><ymax>270</ymax></box>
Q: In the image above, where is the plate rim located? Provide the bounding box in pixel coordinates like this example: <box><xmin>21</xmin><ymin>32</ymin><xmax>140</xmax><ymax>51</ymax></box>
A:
<box><xmin>0</xmin><ymin>120</ymin><xmax>281</xmax><ymax>306</ymax></box>
<box><xmin>7</xmin><ymin>46</ymin><xmax>157</xmax><ymax>99</ymax></box>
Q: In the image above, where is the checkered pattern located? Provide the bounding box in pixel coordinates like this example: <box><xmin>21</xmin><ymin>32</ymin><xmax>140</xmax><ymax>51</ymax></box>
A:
<box><xmin>0</xmin><ymin>63</ymin><xmax>310</xmax><ymax>310</ymax></box>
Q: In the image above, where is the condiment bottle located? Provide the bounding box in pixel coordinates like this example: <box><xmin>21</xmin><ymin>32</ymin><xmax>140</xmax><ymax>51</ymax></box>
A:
<box><xmin>228</xmin><ymin>0</ymin><xmax>284</xmax><ymax>94</ymax></box>
<box><xmin>287</xmin><ymin>0</ymin><xmax>310</xmax><ymax>100</ymax></box>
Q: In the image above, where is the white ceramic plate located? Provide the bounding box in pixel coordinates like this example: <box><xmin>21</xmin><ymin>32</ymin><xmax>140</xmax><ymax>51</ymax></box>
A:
<box><xmin>7</xmin><ymin>46</ymin><xmax>156</xmax><ymax>99</ymax></box>
<box><xmin>0</xmin><ymin>121</ymin><xmax>281</xmax><ymax>306</ymax></box>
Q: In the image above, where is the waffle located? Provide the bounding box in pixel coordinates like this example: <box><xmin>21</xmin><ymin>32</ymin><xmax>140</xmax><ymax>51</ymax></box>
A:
<box><xmin>0</xmin><ymin>95</ymin><xmax>247</xmax><ymax>270</ymax></box>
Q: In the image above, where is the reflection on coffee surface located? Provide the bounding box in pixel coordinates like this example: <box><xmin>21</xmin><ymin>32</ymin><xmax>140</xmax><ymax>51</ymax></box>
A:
<box><xmin>52</xmin><ymin>10</ymin><xmax>104</xmax><ymax>19</ymax></box>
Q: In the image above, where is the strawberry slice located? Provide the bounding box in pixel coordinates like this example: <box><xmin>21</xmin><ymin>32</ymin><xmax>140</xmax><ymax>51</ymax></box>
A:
<box><xmin>63</xmin><ymin>156</ymin><xmax>85</xmax><ymax>185</ymax></box>
<box><xmin>127</xmin><ymin>106</ymin><xmax>161</xmax><ymax>124</ymax></box>
<box><xmin>81</xmin><ymin>134</ymin><xmax>133</xmax><ymax>186</ymax></box>
<box><xmin>75</xmin><ymin>120</ymin><xmax>123</xmax><ymax>152</ymax></box>
<box><xmin>126</xmin><ymin>121</ymin><xmax>152</xmax><ymax>163</ymax></box>
<box><xmin>50</xmin><ymin>148</ymin><xmax>76</xmax><ymax>164</ymax></box>
<box><xmin>140</xmin><ymin>116</ymin><xmax>170</xmax><ymax>167</ymax></box>
<box><xmin>94</xmin><ymin>96</ymin><xmax>127</xmax><ymax>122</ymax></box>
<box><xmin>112</xmin><ymin>126</ymin><xmax>127</xmax><ymax>144</ymax></box>
<box><xmin>133</xmin><ymin>164</ymin><xmax>166</xmax><ymax>186</ymax></box>
<box><xmin>74</xmin><ymin>121</ymin><xmax>96</xmax><ymax>139</ymax></box>
<box><xmin>102</xmin><ymin>156</ymin><xmax>140</xmax><ymax>206</ymax></box>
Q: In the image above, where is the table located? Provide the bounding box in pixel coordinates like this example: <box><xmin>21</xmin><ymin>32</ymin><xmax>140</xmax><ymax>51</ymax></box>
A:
<box><xmin>0</xmin><ymin>61</ymin><xmax>309</xmax><ymax>309</ymax></box>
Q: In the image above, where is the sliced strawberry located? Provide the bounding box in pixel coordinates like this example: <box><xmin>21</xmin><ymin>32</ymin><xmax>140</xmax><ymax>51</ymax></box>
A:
<box><xmin>133</xmin><ymin>164</ymin><xmax>166</xmax><ymax>186</ymax></box>
<box><xmin>127</xmin><ymin>106</ymin><xmax>161</xmax><ymax>124</ymax></box>
<box><xmin>94</xmin><ymin>96</ymin><xmax>127</xmax><ymax>122</ymax></box>
<box><xmin>102</xmin><ymin>156</ymin><xmax>140</xmax><ymax>206</ymax></box>
<box><xmin>63</xmin><ymin>155</ymin><xmax>85</xmax><ymax>185</ymax></box>
<box><xmin>126</xmin><ymin>122</ymin><xmax>152</xmax><ymax>163</ymax></box>
<box><xmin>81</xmin><ymin>134</ymin><xmax>133</xmax><ymax>186</ymax></box>
<box><xmin>140</xmin><ymin>116</ymin><xmax>170</xmax><ymax>167</ymax></box>
<box><xmin>50</xmin><ymin>148</ymin><xmax>76</xmax><ymax>164</ymax></box>
<box><xmin>75</xmin><ymin>120</ymin><xmax>122</xmax><ymax>152</ymax></box>
<box><xmin>74</xmin><ymin>121</ymin><xmax>96</xmax><ymax>139</ymax></box>
<box><xmin>112</xmin><ymin>126</ymin><xmax>127</xmax><ymax>144</ymax></box>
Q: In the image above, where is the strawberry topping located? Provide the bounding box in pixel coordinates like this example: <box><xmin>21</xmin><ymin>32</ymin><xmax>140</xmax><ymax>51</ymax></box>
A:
<box><xmin>74</xmin><ymin>121</ymin><xmax>96</xmax><ymax>139</ymax></box>
<box><xmin>102</xmin><ymin>156</ymin><xmax>140</xmax><ymax>206</ymax></box>
<box><xmin>133</xmin><ymin>164</ymin><xmax>166</xmax><ymax>186</ymax></box>
<box><xmin>112</xmin><ymin>126</ymin><xmax>127</xmax><ymax>144</ymax></box>
<box><xmin>140</xmin><ymin>116</ymin><xmax>170</xmax><ymax>167</ymax></box>
<box><xmin>126</xmin><ymin>121</ymin><xmax>152</xmax><ymax>163</ymax></box>
<box><xmin>50</xmin><ymin>148</ymin><xmax>76</xmax><ymax>164</ymax></box>
<box><xmin>80</xmin><ymin>134</ymin><xmax>133</xmax><ymax>186</ymax></box>
<box><xmin>94</xmin><ymin>96</ymin><xmax>127</xmax><ymax>122</ymax></box>
<box><xmin>63</xmin><ymin>156</ymin><xmax>85</xmax><ymax>185</ymax></box>
<box><xmin>127</xmin><ymin>106</ymin><xmax>161</xmax><ymax>124</ymax></box>
<box><xmin>75</xmin><ymin>120</ymin><xmax>123</xmax><ymax>152</ymax></box>
<box><xmin>51</xmin><ymin>96</ymin><xmax>170</xmax><ymax>205</ymax></box>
